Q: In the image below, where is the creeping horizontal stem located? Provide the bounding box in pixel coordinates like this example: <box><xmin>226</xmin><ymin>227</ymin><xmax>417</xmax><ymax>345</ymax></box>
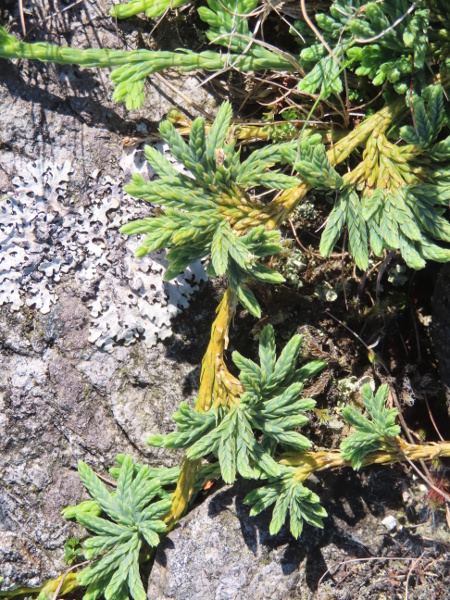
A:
<box><xmin>279</xmin><ymin>438</ymin><xmax>450</xmax><ymax>482</ymax></box>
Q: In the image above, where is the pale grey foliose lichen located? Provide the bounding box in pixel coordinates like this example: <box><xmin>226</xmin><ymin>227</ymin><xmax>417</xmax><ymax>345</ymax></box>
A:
<box><xmin>0</xmin><ymin>146</ymin><xmax>206</xmax><ymax>351</ymax></box>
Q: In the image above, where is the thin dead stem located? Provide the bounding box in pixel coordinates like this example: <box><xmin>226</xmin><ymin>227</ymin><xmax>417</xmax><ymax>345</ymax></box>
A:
<box><xmin>300</xmin><ymin>0</ymin><xmax>337</xmax><ymax>60</ymax></box>
<box><xmin>18</xmin><ymin>0</ymin><xmax>26</xmax><ymax>36</ymax></box>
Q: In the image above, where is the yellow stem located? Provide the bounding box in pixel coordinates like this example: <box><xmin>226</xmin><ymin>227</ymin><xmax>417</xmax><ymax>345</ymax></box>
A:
<box><xmin>0</xmin><ymin>573</ymin><xmax>80</xmax><ymax>598</ymax></box>
<box><xmin>257</xmin><ymin>97</ymin><xmax>408</xmax><ymax>231</ymax></box>
<box><xmin>279</xmin><ymin>438</ymin><xmax>450</xmax><ymax>482</ymax></box>
<box><xmin>196</xmin><ymin>286</ymin><xmax>242</xmax><ymax>412</ymax></box>
<box><xmin>165</xmin><ymin>287</ymin><xmax>241</xmax><ymax>528</ymax></box>
<box><xmin>164</xmin><ymin>456</ymin><xmax>200</xmax><ymax>529</ymax></box>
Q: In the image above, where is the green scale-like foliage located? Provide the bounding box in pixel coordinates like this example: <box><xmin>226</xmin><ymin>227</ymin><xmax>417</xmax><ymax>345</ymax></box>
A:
<box><xmin>294</xmin><ymin>0</ymin><xmax>435</xmax><ymax>99</ymax></box>
<box><xmin>197</xmin><ymin>0</ymin><xmax>283</xmax><ymax>66</ymax></box>
<box><xmin>0</xmin><ymin>0</ymin><xmax>295</xmax><ymax>110</ymax></box>
<box><xmin>110</xmin><ymin>0</ymin><xmax>190</xmax><ymax>20</ymax></box>
<box><xmin>1</xmin><ymin>1</ymin><xmax>448</xmax><ymax>109</ymax></box>
<box><xmin>148</xmin><ymin>325</ymin><xmax>325</xmax><ymax>479</ymax></box>
<box><xmin>65</xmin><ymin>375</ymin><xmax>406</xmax><ymax>556</ymax></box>
<box><xmin>289</xmin><ymin>85</ymin><xmax>450</xmax><ymax>271</ymax></box>
<box><xmin>63</xmin><ymin>456</ymin><xmax>171</xmax><ymax>600</ymax></box>
<box><xmin>199</xmin><ymin>0</ymin><xmax>260</xmax><ymax>53</ymax></box>
<box><xmin>121</xmin><ymin>102</ymin><xmax>301</xmax><ymax>317</ymax></box>
<box><xmin>62</xmin><ymin>456</ymin><xmax>222</xmax><ymax>599</ymax></box>
<box><xmin>346</xmin><ymin>0</ymin><xmax>429</xmax><ymax>95</ymax></box>
<box><xmin>244</xmin><ymin>470</ymin><xmax>328</xmax><ymax>538</ymax></box>
<box><xmin>245</xmin><ymin>383</ymin><xmax>401</xmax><ymax>538</ymax></box>
<box><xmin>148</xmin><ymin>324</ymin><xmax>326</xmax><ymax>536</ymax></box>
<box><xmin>340</xmin><ymin>384</ymin><xmax>401</xmax><ymax>469</ymax></box>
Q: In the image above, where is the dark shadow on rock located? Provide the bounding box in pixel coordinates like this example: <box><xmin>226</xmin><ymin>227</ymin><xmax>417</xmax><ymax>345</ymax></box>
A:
<box><xmin>0</xmin><ymin>60</ymin><xmax>140</xmax><ymax>137</ymax></box>
<box><xmin>153</xmin><ymin>536</ymin><xmax>175</xmax><ymax>569</ymax></box>
<box><xmin>163</xmin><ymin>280</ymin><xmax>219</xmax><ymax>367</ymax></box>
<box><xmin>204</xmin><ymin>465</ymin><xmax>411</xmax><ymax>594</ymax></box>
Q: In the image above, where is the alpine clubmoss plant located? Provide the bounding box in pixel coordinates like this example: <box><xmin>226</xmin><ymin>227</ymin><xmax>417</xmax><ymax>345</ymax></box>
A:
<box><xmin>120</xmin><ymin>101</ymin><xmax>303</xmax><ymax>317</ymax></box>
<box><xmin>3</xmin><ymin>1</ymin><xmax>450</xmax><ymax>599</ymax></box>
<box><xmin>280</xmin><ymin>83</ymin><xmax>450</xmax><ymax>270</ymax></box>
<box><xmin>63</xmin><ymin>457</ymin><xmax>171</xmax><ymax>600</ymax></box>
<box><xmin>294</xmin><ymin>0</ymin><xmax>432</xmax><ymax>98</ymax></box>
<box><xmin>2</xmin><ymin>1</ymin><xmax>450</xmax><ymax>109</ymax></box>
<box><xmin>121</xmin><ymin>92</ymin><xmax>450</xmax><ymax>284</ymax></box>
<box><xmin>148</xmin><ymin>324</ymin><xmax>326</xmax><ymax>484</ymax></box>
<box><xmin>47</xmin><ymin>350</ymin><xmax>450</xmax><ymax>600</ymax></box>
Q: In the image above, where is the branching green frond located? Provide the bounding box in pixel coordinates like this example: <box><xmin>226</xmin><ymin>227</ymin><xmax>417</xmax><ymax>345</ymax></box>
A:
<box><xmin>319</xmin><ymin>195</ymin><xmax>348</xmax><ymax>258</ymax></box>
<box><xmin>110</xmin><ymin>454</ymin><xmax>181</xmax><ymax>485</ymax></box>
<box><xmin>159</xmin><ymin>118</ymin><xmax>207</xmax><ymax>181</ymax></box>
<box><xmin>347</xmin><ymin>2</ymin><xmax>429</xmax><ymax>95</ymax></box>
<box><xmin>400</xmin><ymin>85</ymin><xmax>445</xmax><ymax>148</ymax></box>
<box><xmin>205</xmin><ymin>102</ymin><xmax>233</xmax><ymax>168</ymax></box>
<box><xmin>321</xmin><ymin>170</ymin><xmax>450</xmax><ymax>270</ymax></box>
<box><xmin>148</xmin><ymin>326</ymin><xmax>324</xmax><ymax>483</ymax></box>
<box><xmin>232</xmin><ymin>351</ymin><xmax>263</xmax><ymax>393</ymax></box>
<box><xmin>244</xmin><ymin>470</ymin><xmax>327</xmax><ymax>538</ymax></box>
<box><xmin>62</xmin><ymin>500</ymin><xmax>102</xmax><ymax>521</ymax></box>
<box><xmin>120</xmin><ymin>104</ymin><xmax>292</xmax><ymax>317</ymax></box>
<box><xmin>346</xmin><ymin>190</ymin><xmax>369</xmax><ymax>271</ymax></box>
<box><xmin>198</xmin><ymin>0</ymin><xmax>271</xmax><ymax>57</ymax></box>
<box><xmin>293</xmin><ymin>0</ymin><xmax>431</xmax><ymax>99</ymax></box>
<box><xmin>148</xmin><ymin>402</ymin><xmax>216</xmax><ymax>449</ymax></box>
<box><xmin>65</xmin><ymin>457</ymin><xmax>171</xmax><ymax>600</ymax></box>
<box><xmin>144</xmin><ymin>146</ymin><xmax>184</xmax><ymax>180</ymax></box>
<box><xmin>340</xmin><ymin>384</ymin><xmax>401</xmax><ymax>470</ymax></box>
<box><xmin>298</xmin><ymin>55</ymin><xmax>343</xmax><ymax>99</ymax></box>
<box><xmin>241</xmin><ymin>226</ymin><xmax>284</xmax><ymax>258</ymax></box>
<box><xmin>247</xmin><ymin>171</ymin><xmax>299</xmax><ymax>190</ymax></box>
<box><xmin>236</xmin><ymin>140</ymin><xmax>305</xmax><ymax>188</ymax></box>
<box><xmin>189</xmin><ymin>117</ymin><xmax>207</xmax><ymax>167</ymax></box>
<box><xmin>291</xmin><ymin>140</ymin><xmax>344</xmax><ymax>191</ymax></box>
<box><xmin>211</xmin><ymin>223</ymin><xmax>230</xmax><ymax>276</ymax></box>
<box><xmin>258</xmin><ymin>324</ymin><xmax>277</xmax><ymax>379</ymax></box>
<box><xmin>0</xmin><ymin>26</ymin><xmax>295</xmax><ymax>111</ymax></box>
<box><xmin>0</xmin><ymin>0</ymin><xmax>441</xmax><ymax>113</ymax></box>
<box><xmin>264</xmin><ymin>333</ymin><xmax>304</xmax><ymax>394</ymax></box>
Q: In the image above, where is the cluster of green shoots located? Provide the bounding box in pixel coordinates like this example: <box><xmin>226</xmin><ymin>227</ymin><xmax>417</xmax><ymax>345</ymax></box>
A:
<box><xmin>2</xmin><ymin>1</ymin><xmax>450</xmax><ymax>599</ymax></box>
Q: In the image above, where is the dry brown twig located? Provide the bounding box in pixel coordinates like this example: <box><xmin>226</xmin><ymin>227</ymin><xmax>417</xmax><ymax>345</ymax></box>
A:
<box><xmin>51</xmin><ymin>561</ymin><xmax>90</xmax><ymax>600</ymax></box>
<box><xmin>18</xmin><ymin>0</ymin><xmax>26</xmax><ymax>36</ymax></box>
<box><xmin>318</xmin><ymin>556</ymin><xmax>421</xmax><ymax>587</ymax></box>
<box><xmin>404</xmin><ymin>551</ymin><xmax>426</xmax><ymax>600</ymax></box>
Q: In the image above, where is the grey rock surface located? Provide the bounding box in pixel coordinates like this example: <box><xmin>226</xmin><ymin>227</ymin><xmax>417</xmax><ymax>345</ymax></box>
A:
<box><xmin>147</xmin><ymin>475</ymin><xmax>448</xmax><ymax>600</ymax></box>
<box><xmin>0</xmin><ymin>0</ymin><xmax>216</xmax><ymax>590</ymax></box>
<box><xmin>0</xmin><ymin>279</ymin><xmax>215</xmax><ymax>590</ymax></box>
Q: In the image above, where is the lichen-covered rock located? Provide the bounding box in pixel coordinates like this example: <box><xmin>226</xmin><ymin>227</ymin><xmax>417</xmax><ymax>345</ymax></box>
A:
<box><xmin>0</xmin><ymin>0</ymin><xmax>214</xmax><ymax>351</ymax></box>
<box><xmin>0</xmin><ymin>282</ymin><xmax>214</xmax><ymax>589</ymax></box>
<box><xmin>0</xmin><ymin>125</ymin><xmax>207</xmax><ymax>349</ymax></box>
<box><xmin>0</xmin><ymin>0</ymin><xmax>216</xmax><ymax>591</ymax></box>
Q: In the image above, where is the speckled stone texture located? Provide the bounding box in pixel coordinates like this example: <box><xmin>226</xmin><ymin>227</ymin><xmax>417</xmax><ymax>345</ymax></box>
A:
<box><xmin>147</xmin><ymin>474</ymin><xmax>449</xmax><ymax>600</ymax></box>
<box><xmin>0</xmin><ymin>0</ymin><xmax>216</xmax><ymax>590</ymax></box>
